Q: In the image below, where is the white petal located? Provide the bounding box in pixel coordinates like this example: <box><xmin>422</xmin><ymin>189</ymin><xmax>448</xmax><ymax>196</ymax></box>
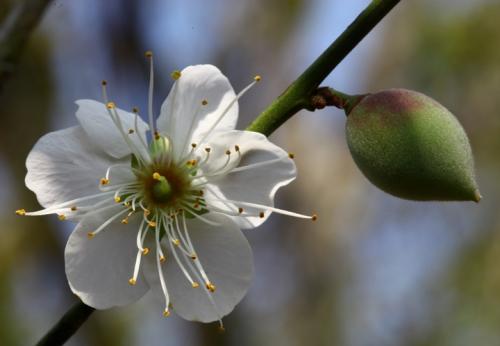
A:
<box><xmin>25</xmin><ymin>126</ymin><xmax>133</xmax><ymax>212</ymax></box>
<box><xmin>143</xmin><ymin>214</ymin><xmax>253</xmax><ymax>322</ymax></box>
<box><xmin>156</xmin><ymin>65</ymin><xmax>238</xmax><ymax>160</ymax></box>
<box><xmin>75</xmin><ymin>99</ymin><xmax>149</xmax><ymax>159</ymax></box>
<box><xmin>202</xmin><ymin>130</ymin><xmax>296</xmax><ymax>228</ymax></box>
<box><xmin>65</xmin><ymin>214</ymin><xmax>149</xmax><ymax>309</ymax></box>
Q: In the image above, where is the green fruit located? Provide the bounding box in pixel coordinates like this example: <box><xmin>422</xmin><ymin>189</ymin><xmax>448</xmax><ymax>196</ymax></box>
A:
<box><xmin>345</xmin><ymin>89</ymin><xmax>480</xmax><ymax>202</ymax></box>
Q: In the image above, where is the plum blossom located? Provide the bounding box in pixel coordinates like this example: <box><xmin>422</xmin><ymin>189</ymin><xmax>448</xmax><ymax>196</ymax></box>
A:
<box><xmin>17</xmin><ymin>55</ymin><xmax>316</xmax><ymax>325</ymax></box>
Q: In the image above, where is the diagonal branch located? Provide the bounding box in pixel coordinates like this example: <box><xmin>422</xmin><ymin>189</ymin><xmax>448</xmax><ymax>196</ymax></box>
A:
<box><xmin>246</xmin><ymin>0</ymin><xmax>402</xmax><ymax>136</ymax></box>
<box><xmin>35</xmin><ymin>301</ymin><xmax>94</xmax><ymax>346</ymax></box>
<box><xmin>0</xmin><ymin>0</ymin><xmax>53</xmax><ymax>92</ymax></box>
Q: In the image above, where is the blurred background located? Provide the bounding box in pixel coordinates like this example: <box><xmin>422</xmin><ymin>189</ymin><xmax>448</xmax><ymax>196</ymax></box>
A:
<box><xmin>1</xmin><ymin>0</ymin><xmax>499</xmax><ymax>345</ymax></box>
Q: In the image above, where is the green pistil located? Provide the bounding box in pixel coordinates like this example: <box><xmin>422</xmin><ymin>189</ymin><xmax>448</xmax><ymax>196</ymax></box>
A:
<box><xmin>152</xmin><ymin>173</ymin><xmax>173</xmax><ymax>203</ymax></box>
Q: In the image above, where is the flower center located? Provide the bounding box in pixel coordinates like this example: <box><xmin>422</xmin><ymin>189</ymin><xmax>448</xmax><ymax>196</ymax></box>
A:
<box><xmin>134</xmin><ymin>137</ymin><xmax>194</xmax><ymax>210</ymax></box>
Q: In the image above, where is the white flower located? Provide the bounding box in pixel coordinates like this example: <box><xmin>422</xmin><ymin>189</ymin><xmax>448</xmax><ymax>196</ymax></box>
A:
<box><xmin>18</xmin><ymin>58</ymin><xmax>316</xmax><ymax>325</ymax></box>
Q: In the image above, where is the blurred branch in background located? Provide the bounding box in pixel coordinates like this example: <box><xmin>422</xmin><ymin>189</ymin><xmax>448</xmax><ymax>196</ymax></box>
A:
<box><xmin>0</xmin><ymin>0</ymin><xmax>52</xmax><ymax>92</ymax></box>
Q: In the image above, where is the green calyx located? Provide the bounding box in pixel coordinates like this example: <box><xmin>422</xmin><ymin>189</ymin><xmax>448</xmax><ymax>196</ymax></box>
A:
<box><xmin>149</xmin><ymin>135</ymin><xmax>170</xmax><ymax>158</ymax></box>
<box><xmin>345</xmin><ymin>88</ymin><xmax>480</xmax><ymax>202</ymax></box>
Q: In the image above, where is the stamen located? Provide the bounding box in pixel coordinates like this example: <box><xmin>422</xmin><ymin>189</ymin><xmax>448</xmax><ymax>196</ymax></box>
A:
<box><xmin>88</xmin><ymin>208</ymin><xmax>129</xmax><ymax>237</ymax></box>
<box><xmin>204</xmin><ymin>191</ymin><xmax>316</xmax><ymax>220</ymax></box>
<box><xmin>132</xmin><ymin>107</ymin><xmax>149</xmax><ymax>152</ymax></box>
<box><xmin>155</xmin><ymin>216</ymin><xmax>170</xmax><ymax>314</ymax></box>
<box><xmin>180</xmin><ymin>203</ymin><xmax>221</xmax><ymax>226</ymax></box>
<box><xmin>197</xmin><ymin>76</ymin><xmax>261</xmax><ymax>145</ymax></box>
<box><xmin>108</xmin><ymin>105</ymin><xmax>149</xmax><ymax>166</ymax></box>
<box><xmin>100</xmin><ymin>83</ymin><xmax>149</xmax><ymax>165</ymax></box>
<box><xmin>180</xmin><ymin>212</ymin><xmax>213</xmax><ymax>286</ymax></box>
<box><xmin>227</xmin><ymin>157</ymin><xmax>285</xmax><ymax>174</ymax></box>
<box><xmin>170</xmin><ymin>70</ymin><xmax>181</xmax><ymax>80</ymax></box>
<box><xmin>206</xmin><ymin>282</ymin><xmax>216</xmax><ymax>293</ymax></box>
<box><xmin>288</xmin><ymin>153</ymin><xmax>295</xmax><ymax>159</ymax></box>
<box><xmin>15</xmin><ymin>209</ymin><xmax>26</xmax><ymax>216</ymax></box>
<box><xmin>145</xmin><ymin>50</ymin><xmax>156</xmax><ymax>136</ymax></box>
<box><xmin>100</xmin><ymin>178</ymin><xmax>109</xmax><ymax>185</ymax></box>
<box><xmin>164</xmin><ymin>218</ymin><xmax>198</xmax><ymax>287</ymax></box>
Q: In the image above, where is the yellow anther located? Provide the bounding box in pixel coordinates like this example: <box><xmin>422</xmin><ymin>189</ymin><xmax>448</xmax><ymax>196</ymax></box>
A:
<box><xmin>106</xmin><ymin>102</ymin><xmax>116</xmax><ymax>109</ymax></box>
<box><xmin>171</xmin><ymin>70</ymin><xmax>182</xmax><ymax>80</ymax></box>
<box><xmin>234</xmin><ymin>145</ymin><xmax>240</xmax><ymax>152</ymax></box>
<box><xmin>15</xmin><ymin>209</ymin><xmax>26</xmax><ymax>216</ymax></box>
<box><xmin>70</xmin><ymin>206</ymin><xmax>77</xmax><ymax>211</ymax></box>
<box><xmin>132</xmin><ymin>107</ymin><xmax>139</xmax><ymax>113</ymax></box>
<box><xmin>128</xmin><ymin>129</ymin><xmax>134</xmax><ymax>134</ymax></box>
<box><xmin>160</xmin><ymin>255</ymin><xmax>166</xmax><ymax>263</ymax></box>
<box><xmin>192</xmin><ymin>282</ymin><xmax>200</xmax><ymax>288</ymax></box>
<box><xmin>205</xmin><ymin>147</ymin><xmax>211</xmax><ymax>153</ymax></box>
<box><xmin>312</xmin><ymin>214</ymin><xmax>318</xmax><ymax>221</ymax></box>
<box><xmin>128</xmin><ymin>278</ymin><xmax>136</xmax><ymax>286</ymax></box>
<box><xmin>121</xmin><ymin>218</ymin><xmax>129</xmax><ymax>224</ymax></box>
<box><xmin>148</xmin><ymin>221</ymin><xmax>157</xmax><ymax>228</ymax></box>
<box><xmin>163</xmin><ymin>309</ymin><xmax>171</xmax><ymax>317</ymax></box>
<box><xmin>124</xmin><ymin>201</ymin><xmax>130</xmax><ymax>207</ymax></box>
<box><xmin>191</xmin><ymin>143</ymin><xmax>197</xmax><ymax>148</ymax></box>
<box><xmin>101</xmin><ymin>80</ymin><xmax>107</xmax><ymax>86</ymax></box>
<box><xmin>153</xmin><ymin>172</ymin><xmax>162</xmax><ymax>180</ymax></box>
<box><xmin>100</xmin><ymin>178</ymin><xmax>109</xmax><ymax>185</ymax></box>
<box><xmin>114</xmin><ymin>196</ymin><xmax>121</xmax><ymax>203</ymax></box>
<box><xmin>238</xmin><ymin>207</ymin><xmax>244</xmax><ymax>214</ymax></box>
<box><xmin>206</xmin><ymin>282</ymin><xmax>216</xmax><ymax>292</ymax></box>
<box><xmin>154</xmin><ymin>131</ymin><xmax>160</xmax><ymax>140</ymax></box>
<box><xmin>144</xmin><ymin>209</ymin><xmax>151</xmax><ymax>216</ymax></box>
<box><xmin>173</xmin><ymin>239</ymin><xmax>180</xmax><ymax>246</ymax></box>
<box><xmin>259</xmin><ymin>212</ymin><xmax>265</xmax><ymax>218</ymax></box>
<box><xmin>142</xmin><ymin>247</ymin><xmax>150</xmax><ymax>255</ymax></box>
<box><xmin>225</xmin><ymin>149</ymin><xmax>231</xmax><ymax>155</ymax></box>
<box><xmin>254</xmin><ymin>75</ymin><xmax>262</xmax><ymax>82</ymax></box>
<box><xmin>201</xmin><ymin>99</ymin><xmax>208</xmax><ymax>106</ymax></box>
<box><xmin>144</xmin><ymin>50</ymin><xmax>153</xmax><ymax>58</ymax></box>
<box><xmin>288</xmin><ymin>153</ymin><xmax>295</xmax><ymax>159</ymax></box>
<box><xmin>87</xmin><ymin>232</ymin><xmax>95</xmax><ymax>239</ymax></box>
<box><xmin>58</xmin><ymin>214</ymin><xmax>66</xmax><ymax>221</ymax></box>
<box><xmin>190</xmin><ymin>254</ymin><xmax>197</xmax><ymax>260</ymax></box>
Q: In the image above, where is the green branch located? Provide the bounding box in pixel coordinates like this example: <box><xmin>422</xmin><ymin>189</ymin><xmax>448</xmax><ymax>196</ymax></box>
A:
<box><xmin>246</xmin><ymin>0</ymin><xmax>401</xmax><ymax>135</ymax></box>
<box><xmin>0</xmin><ymin>0</ymin><xmax>53</xmax><ymax>91</ymax></box>
<box><xmin>36</xmin><ymin>301</ymin><xmax>94</xmax><ymax>346</ymax></box>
